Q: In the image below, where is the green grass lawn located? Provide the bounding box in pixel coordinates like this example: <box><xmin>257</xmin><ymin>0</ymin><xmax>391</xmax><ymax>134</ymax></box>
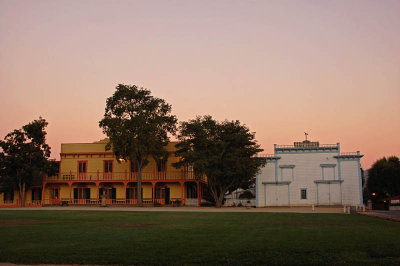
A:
<box><xmin>0</xmin><ymin>210</ymin><xmax>399</xmax><ymax>265</ymax></box>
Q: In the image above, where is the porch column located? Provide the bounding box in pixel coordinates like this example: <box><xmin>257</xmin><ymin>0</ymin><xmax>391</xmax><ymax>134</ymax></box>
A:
<box><xmin>152</xmin><ymin>182</ymin><xmax>155</xmax><ymax>205</ymax></box>
<box><xmin>41</xmin><ymin>182</ymin><xmax>46</xmax><ymax>206</ymax></box>
<box><xmin>180</xmin><ymin>181</ymin><xmax>184</xmax><ymax>206</ymax></box>
<box><xmin>96</xmin><ymin>182</ymin><xmax>100</xmax><ymax>205</ymax></box>
<box><xmin>197</xmin><ymin>181</ymin><xmax>200</xmax><ymax>207</ymax></box>
<box><xmin>68</xmin><ymin>182</ymin><xmax>72</xmax><ymax>204</ymax></box>
<box><xmin>124</xmin><ymin>182</ymin><xmax>127</xmax><ymax>204</ymax></box>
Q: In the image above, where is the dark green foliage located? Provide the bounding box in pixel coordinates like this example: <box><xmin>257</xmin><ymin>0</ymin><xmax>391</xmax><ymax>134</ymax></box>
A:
<box><xmin>99</xmin><ymin>84</ymin><xmax>177</xmax><ymax>206</ymax></box>
<box><xmin>174</xmin><ymin>115</ymin><xmax>266</xmax><ymax>207</ymax></box>
<box><xmin>238</xmin><ymin>190</ymin><xmax>255</xmax><ymax>199</ymax></box>
<box><xmin>367</xmin><ymin>156</ymin><xmax>400</xmax><ymax>201</ymax></box>
<box><xmin>0</xmin><ymin>117</ymin><xmax>52</xmax><ymax>206</ymax></box>
<box><xmin>0</xmin><ymin>210</ymin><xmax>399</xmax><ymax>265</ymax></box>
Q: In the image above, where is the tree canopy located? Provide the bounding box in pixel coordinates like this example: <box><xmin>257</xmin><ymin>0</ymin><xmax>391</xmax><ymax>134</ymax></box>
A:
<box><xmin>174</xmin><ymin>115</ymin><xmax>266</xmax><ymax>207</ymax></box>
<box><xmin>99</xmin><ymin>84</ymin><xmax>177</xmax><ymax>206</ymax></box>
<box><xmin>0</xmin><ymin>117</ymin><xmax>53</xmax><ymax>206</ymax></box>
<box><xmin>367</xmin><ymin>156</ymin><xmax>400</xmax><ymax>202</ymax></box>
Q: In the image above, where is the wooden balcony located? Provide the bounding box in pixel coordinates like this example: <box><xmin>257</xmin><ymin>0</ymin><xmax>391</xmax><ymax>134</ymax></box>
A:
<box><xmin>46</xmin><ymin>170</ymin><xmax>206</xmax><ymax>182</ymax></box>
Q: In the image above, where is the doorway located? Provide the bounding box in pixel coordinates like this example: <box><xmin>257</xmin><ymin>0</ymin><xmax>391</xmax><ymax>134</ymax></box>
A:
<box><xmin>50</xmin><ymin>188</ymin><xmax>60</xmax><ymax>205</ymax></box>
<box><xmin>165</xmin><ymin>187</ymin><xmax>170</xmax><ymax>205</ymax></box>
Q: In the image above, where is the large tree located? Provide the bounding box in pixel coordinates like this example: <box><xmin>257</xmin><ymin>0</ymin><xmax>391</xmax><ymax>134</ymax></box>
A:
<box><xmin>174</xmin><ymin>115</ymin><xmax>266</xmax><ymax>207</ymax></box>
<box><xmin>99</xmin><ymin>84</ymin><xmax>177</xmax><ymax>206</ymax></box>
<box><xmin>0</xmin><ymin>117</ymin><xmax>52</xmax><ymax>206</ymax></box>
<box><xmin>367</xmin><ymin>156</ymin><xmax>400</xmax><ymax>202</ymax></box>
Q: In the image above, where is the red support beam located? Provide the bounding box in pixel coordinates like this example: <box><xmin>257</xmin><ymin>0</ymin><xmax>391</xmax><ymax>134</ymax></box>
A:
<box><xmin>96</xmin><ymin>183</ymin><xmax>100</xmax><ymax>205</ymax></box>
<box><xmin>152</xmin><ymin>182</ymin><xmax>155</xmax><ymax>205</ymax></box>
<box><xmin>124</xmin><ymin>182</ymin><xmax>127</xmax><ymax>205</ymax></box>
<box><xmin>180</xmin><ymin>181</ymin><xmax>184</xmax><ymax>206</ymax></box>
<box><xmin>69</xmin><ymin>183</ymin><xmax>72</xmax><ymax>204</ymax></box>
<box><xmin>197</xmin><ymin>181</ymin><xmax>200</xmax><ymax>207</ymax></box>
<box><xmin>41</xmin><ymin>183</ymin><xmax>46</xmax><ymax>206</ymax></box>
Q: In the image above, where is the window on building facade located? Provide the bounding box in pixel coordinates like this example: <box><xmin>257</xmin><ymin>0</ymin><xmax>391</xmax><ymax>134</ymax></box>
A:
<box><xmin>74</xmin><ymin>187</ymin><xmax>91</xmax><ymax>199</ymax></box>
<box><xmin>104</xmin><ymin>161</ymin><xmax>113</xmax><ymax>173</ymax></box>
<box><xmin>31</xmin><ymin>188</ymin><xmax>42</xmax><ymax>201</ymax></box>
<box><xmin>78</xmin><ymin>161</ymin><xmax>87</xmax><ymax>173</ymax></box>
<box><xmin>321</xmin><ymin>164</ymin><xmax>336</xmax><ymax>180</ymax></box>
<box><xmin>155</xmin><ymin>186</ymin><xmax>166</xmax><ymax>199</ymax></box>
<box><xmin>186</xmin><ymin>183</ymin><xmax>197</xmax><ymax>198</ymax></box>
<box><xmin>99</xmin><ymin>188</ymin><xmax>116</xmax><ymax>199</ymax></box>
<box><xmin>50</xmin><ymin>188</ymin><xmax>59</xmax><ymax>200</ymax></box>
<box><xmin>279</xmin><ymin>165</ymin><xmax>295</xmax><ymax>181</ymax></box>
<box><xmin>157</xmin><ymin>160</ymin><xmax>167</xmax><ymax>172</ymax></box>
<box><xmin>3</xmin><ymin>190</ymin><xmax>14</xmax><ymax>202</ymax></box>
<box><xmin>126</xmin><ymin>187</ymin><xmax>143</xmax><ymax>199</ymax></box>
<box><xmin>300</xmin><ymin>188</ymin><xmax>307</xmax><ymax>199</ymax></box>
<box><xmin>282</xmin><ymin>168</ymin><xmax>293</xmax><ymax>181</ymax></box>
<box><xmin>130</xmin><ymin>161</ymin><xmax>139</xmax><ymax>172</ymax></box>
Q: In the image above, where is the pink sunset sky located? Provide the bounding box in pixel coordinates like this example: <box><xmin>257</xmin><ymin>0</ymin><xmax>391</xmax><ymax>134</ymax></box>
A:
<box><xmin>0</xmin><ymin>0</ymin><xmax>399</xmax><ymax>169</ymax></box>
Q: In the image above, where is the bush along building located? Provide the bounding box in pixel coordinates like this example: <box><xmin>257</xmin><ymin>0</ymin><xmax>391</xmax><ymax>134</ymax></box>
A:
<box><xmin>256</xmin><ymin>140</ymin><xmax>363</xmax><ymax>207</ymax></box>
<box><xmin>0</xmin><ymin>139</ymin><xmax>207</xmax><ymax>207</ymax></box>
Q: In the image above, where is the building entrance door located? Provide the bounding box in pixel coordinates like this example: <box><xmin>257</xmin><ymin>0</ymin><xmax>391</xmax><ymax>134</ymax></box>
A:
<box><xmin>50</xmin><ymin>188</ymin><xmax>60</xmax><ymax>205</ymax></box>
<box><xmin>99</xmin><ymin>188</ymin><xmax>116</xmax><ymax>204</ymax></box>
<box><xmin>265</xmin><ymin>184</ymin><xmax>289</xmax><ymax>206</ymax></box>
<box><xmin>318</xmin><ymin>183</ymin><xmax>341</xmax><ymax>205</ymax></box>
<box><xmin>165</xmin><ymin>187</ymin><xmax>170</xmax><ymax>205</ymax></box>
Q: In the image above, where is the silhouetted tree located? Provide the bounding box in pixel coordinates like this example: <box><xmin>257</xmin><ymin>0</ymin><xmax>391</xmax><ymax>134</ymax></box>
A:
<box><xmin>174</xmin><ymin>116</ymin><xmax>266</xmax><ymax>207</ymax></box>
<box><xmin>99</xmin><ymin>84</ymin><xmax>177</xmax><ymax>206</ymax></box>
<box><xmin>0</xmin><ymin>117</ymin><xmax>52</xmax><ymax>206</ymax></box>
<box><xmin>367</xmin><ymin>156</ymin><xmax>400</xmax><ymax>202</ymax></box>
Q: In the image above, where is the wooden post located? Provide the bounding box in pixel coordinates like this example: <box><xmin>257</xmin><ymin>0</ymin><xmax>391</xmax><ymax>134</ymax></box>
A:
<box><xmin>200</xmin><ymin>183</ymin><xmax>202</xmax><ymax>200</ymax></box>
<box><xmin>69</xmin><ymin>183</ymin><xmax>72</xmax><ymax>204</ymax></box>
<box><xmin>41</xmin><ymin>183</ymin><xmax>46</xmax><ymax>206</ymax></box>
<box><xmin>96</xmin><ymin>183</ymin><xmax>100</xmax><ymax>205</ymax></box>
<box><xmin>152</xmin><ymin>182</ymin><xmax>155</xmax><ymax>205</ymax></box>
<box><xmin>180</xmin><ymin>181</ymin><xmax>184</xmax><ymax>206</ymax></box>
<box><xmin>124</xmin><ymin>182</ymin><xmax>127</xmax><ymax>204</ymax></box>
<box><xmin>197</xmin><ymin>181</ymin><xmax>200</xmax><ymax>207</ymax></box>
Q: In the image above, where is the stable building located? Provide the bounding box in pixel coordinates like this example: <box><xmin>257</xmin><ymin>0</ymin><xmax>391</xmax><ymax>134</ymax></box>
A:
<box><xmin>256</xmin><ymin>140</ymin><xmax>363</xmax><ymax>207</ymax></box>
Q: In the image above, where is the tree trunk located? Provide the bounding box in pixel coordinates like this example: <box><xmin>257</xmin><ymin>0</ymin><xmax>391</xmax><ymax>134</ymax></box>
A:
<box><xmin>19</xmin><ymin>182</ymin><xmax>26</xmax><ymax>207</ymax></box>
<box><xmin>215</xmin><ymin>192</ymin><xmax>225</xmax><ymax>208</ymax></box>
<box><xmin>212</xmin><ymin>185</ymin><xmax>230</xmax><ymax>208</ymax></box>
<box><xmin>137</xmin><ymin>169</ymin><xmax>143</xmax><ymax>207</ymax></box>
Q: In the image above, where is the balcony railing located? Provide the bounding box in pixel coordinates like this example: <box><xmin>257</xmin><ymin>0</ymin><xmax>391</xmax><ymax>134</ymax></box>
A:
<box><xmin>255</xmin><ymin>154</ymin><xmax>276</xmax><ymax>158</ymax></box>
<box><xmin>334</xmin><ymin>151</ymin><xmax>363</xmax><ymax>158</ymax></box>
<box><xmin>276</xmin><ymin>144</ymin><xmax>338</xmax><ymax>149</ymax></box>
<box><xmin>0</xmin><ymin>198</ymin><xmax>187</xmax><ymax>207</ymax></box>
<box><xmin>338</xmin><ymin>152</ymin><xmax>360</xmax><ymax>156</ymax></box>
<box><xmin>46</xmin><ymin>170</ymin><xmax>205</xmax><ymax>182</ymax></box>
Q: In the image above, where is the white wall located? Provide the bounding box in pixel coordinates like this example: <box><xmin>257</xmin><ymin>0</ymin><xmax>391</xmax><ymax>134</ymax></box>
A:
<box><xmin>256</xmin><ymin>162</ymin><xmax>275</xmax><ymax>207</ymax></box>
<box><xmin>280</xmin><ymin>152</ymin><xmax>337</xmax><ymax>206</ymax></box>
<box><xmin>256</xmin><ymin>150</ymin><xmax>362</xmax><ymax>207</ymax></box>
<box><xmin>341</xmin><ymin>160</ymin><xmax>362</xmax><ymax>206</ymax></box>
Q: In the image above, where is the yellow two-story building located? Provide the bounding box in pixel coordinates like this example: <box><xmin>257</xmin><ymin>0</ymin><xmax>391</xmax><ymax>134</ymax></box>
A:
<box><xmin>0</xmin><ymin>139</ymin><xmax>207</xmax><ymax>207</ymax></box>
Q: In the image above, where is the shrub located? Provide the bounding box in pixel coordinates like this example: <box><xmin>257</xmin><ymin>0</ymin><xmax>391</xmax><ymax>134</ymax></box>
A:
<box><xmin>200</xmin><ymin>201</ymin><xmax>215</xmax><ymax>207</ymax></box>
<box><xmin>239</xmin><ymin>190</ymin><xmax>255</xmax><ymax>199</ymax></box>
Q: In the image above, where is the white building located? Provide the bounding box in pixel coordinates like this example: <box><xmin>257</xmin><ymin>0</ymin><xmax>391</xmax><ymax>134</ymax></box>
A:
<box><xmin>256</xmin><ymin>140</ymin><xmax>363</xmax><ymax>207</ymax></box>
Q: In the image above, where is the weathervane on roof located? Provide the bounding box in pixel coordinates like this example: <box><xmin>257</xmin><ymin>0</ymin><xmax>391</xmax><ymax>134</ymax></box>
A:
<box><xmin>304</xmin><ymin>132</ymin><xmax>308</xmax><ymax>141</ymax></box>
